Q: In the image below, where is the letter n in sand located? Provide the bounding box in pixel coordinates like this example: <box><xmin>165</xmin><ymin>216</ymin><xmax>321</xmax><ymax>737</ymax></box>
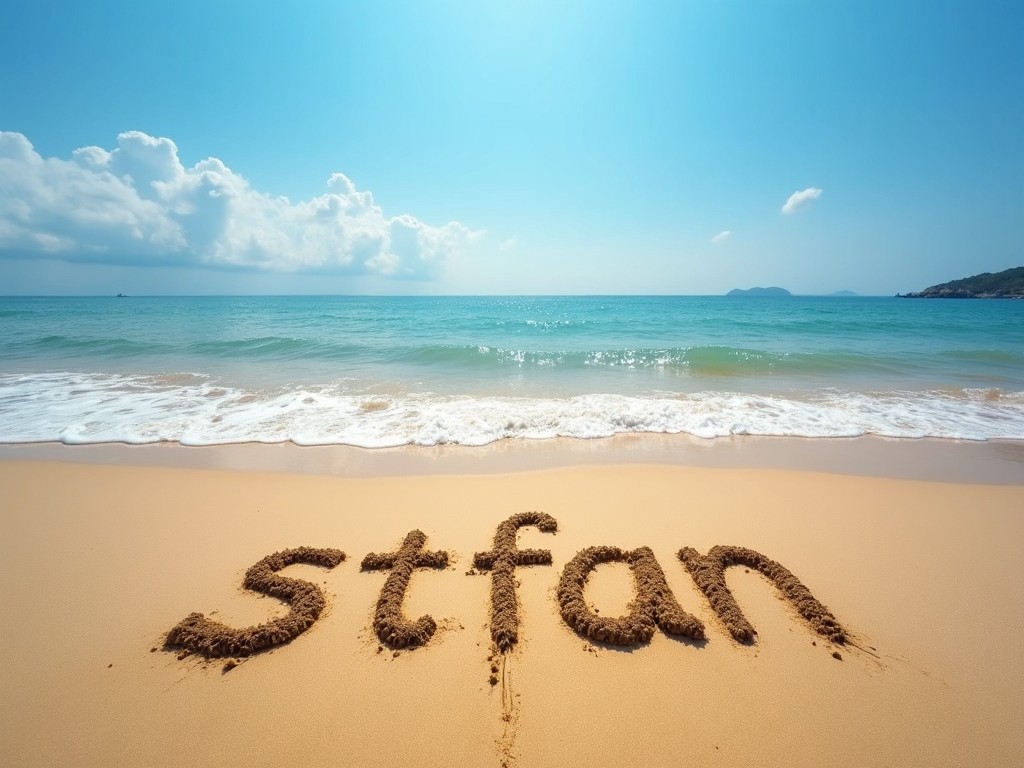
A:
<box><xmin>678</xmin><ymin>546</ymin><xmax>846</xmax><ymax>644</ymax></box>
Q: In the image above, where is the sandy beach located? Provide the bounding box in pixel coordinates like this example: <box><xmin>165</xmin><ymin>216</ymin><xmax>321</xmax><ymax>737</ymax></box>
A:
<box><xmin>2</xmin><ymin>441</ymin><xmax>1022</xmax><ymax>767</ymax></box>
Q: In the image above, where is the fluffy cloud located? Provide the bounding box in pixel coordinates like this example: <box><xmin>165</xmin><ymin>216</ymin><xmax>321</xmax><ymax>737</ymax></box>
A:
<box><xmin>781</xmin><ymin>187</ymin><xmax>822</xmax><ymax>214</ymax></box>
<box><xmin>711</xmin><ymin>230</ymin><xmax>731</xmax><ymax>244</ymax></box>
<box><xmin>0</xmin><ymin>131</ymin><xmax>479</xmax><ymax>278</ymax></box>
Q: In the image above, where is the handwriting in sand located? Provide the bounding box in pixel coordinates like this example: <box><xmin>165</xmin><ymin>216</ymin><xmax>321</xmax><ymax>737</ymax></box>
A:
<box><xmin>165</xmin><ymin>512</ymin><xmax>846</xmax><ymax>660</ymax></box>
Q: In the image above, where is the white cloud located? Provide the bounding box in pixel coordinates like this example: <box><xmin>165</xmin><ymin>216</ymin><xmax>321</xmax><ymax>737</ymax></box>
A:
<box><xmin>0</xmin><ymin>131</ymin><xmax>480</xmax><ymax>279</ymax></box>
<box><xmin>711</xmin><ymin>230</ymin><xmax>731</xmax><ymax>244</ymax></box>
<box><xmin>499</xmin><ymin>237</ymin><xmax>517</xmax><ymax>252</ymax></box>
<box><xmin>781</xmin><ymin>187</ymin><xmax>823</xmax><ymax>214</ymax></box>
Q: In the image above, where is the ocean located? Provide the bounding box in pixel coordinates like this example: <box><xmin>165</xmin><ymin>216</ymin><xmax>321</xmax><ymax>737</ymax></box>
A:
<box><xmin>1</xmin><ymin>294</ymin><xmax>1022</xmax><ymax>446</ymax></box>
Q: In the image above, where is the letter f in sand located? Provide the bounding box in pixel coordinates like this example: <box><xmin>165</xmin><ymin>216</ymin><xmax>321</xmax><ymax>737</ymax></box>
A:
<box><xmin>474</xmin><ymin>512</ymin><xmax>558</xmax><ymax>653</ymax></box>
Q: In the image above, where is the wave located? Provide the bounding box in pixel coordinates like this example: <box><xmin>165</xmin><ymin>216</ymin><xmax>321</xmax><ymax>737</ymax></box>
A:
<box><xmin>940</xmin><ymin>349</ymin><xmax>1024</xmax><ymax>364</ymax></box>
<box><xmin>185</xmin><ymin>336</ymin><xmax>369</xmax><ymax>361</ymax></box>
<box><xmin>395</xmin><ymin>344</ymin><xmax>908</xmax><ymax>377</ymax></box>
<box><xmin>16</xmin><ymin>335</ymin><xmax>161</xmax><ymax>357</ymax></box>
<box><xmin>5</xmin><ymin>330</ymin><xmax>1015</xmax><ymax>387</ymax></box>
<box><xmin>2</xmin><ymin>372</ymin><xmax>1022</xmax><ymax>446</ymax></box>
<box><xmin>3</xmin><ymin>334</ymin><xmax>376</xmax><ymax>364</ymax></box>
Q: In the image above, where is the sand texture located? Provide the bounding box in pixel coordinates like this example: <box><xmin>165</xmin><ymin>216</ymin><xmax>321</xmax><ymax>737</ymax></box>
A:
<box><xmin>166</xmin><ymin>547</ymin><xmax>346</xmax><ymax>657</ymax></box>
<box><xmin>558</xmin><ymin>545</ymin><xmax>706</xmax><ymax>644</ymax></box>
<box><xmin>2</xmin><ymin>456</ymin><xmax>1023</xmax><ymax>768</ymax></box>
<box><xmin>473</xmin><ymin>511</ymin><xmax>558</xmax><ymax>653</ymax></box>
<box><xmin>679</xmin><ymin>545</ymin><xmax>846</xmax><ymax>643</ymax></box>
<box><xmin>361</xmin><ymin>529</ymin><xmax>448</xmax><ymax>649</ymax></box>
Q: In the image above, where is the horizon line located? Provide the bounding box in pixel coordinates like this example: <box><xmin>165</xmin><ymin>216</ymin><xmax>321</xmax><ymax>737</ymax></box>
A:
<box><xmin>0</xmin><ymin>292</ymin><xmax>891</xmax><ymax>299</ymax></box>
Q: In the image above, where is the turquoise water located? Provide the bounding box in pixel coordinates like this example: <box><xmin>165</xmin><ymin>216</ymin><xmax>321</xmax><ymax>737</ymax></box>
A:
<box><xmin>1</xmin><ymin>294</ymin><xmax>1022</xmax><ymax>445</ymax></box>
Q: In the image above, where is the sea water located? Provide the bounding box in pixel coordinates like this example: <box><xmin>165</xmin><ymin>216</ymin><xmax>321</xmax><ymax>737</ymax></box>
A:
<box><xmin>1</xmin><ymin>294</ymin><xmax>1022</xmax><ymax>446</ymax></box>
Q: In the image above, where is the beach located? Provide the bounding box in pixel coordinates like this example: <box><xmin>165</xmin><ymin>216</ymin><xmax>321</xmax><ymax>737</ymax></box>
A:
<box><xmin>6</xmin><ymin>2</ymin><xmax>1024</xmax><ymax>764</ymax></box>
<box><xmin>2</xmin><ymin>439</ymin><xmax>1022</xmax><ymax>767</ymax></box>
<box><xmin>3</xmin><ymin>293</ymin><xmax>1022</xmax><ymax>766</ymax></box>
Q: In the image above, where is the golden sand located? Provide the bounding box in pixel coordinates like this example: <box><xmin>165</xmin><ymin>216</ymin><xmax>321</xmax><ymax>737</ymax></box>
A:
<box><xmin>1</xmin><ymin>456</ymin><xmax>1022</xmax><ymax>767</ymax></box>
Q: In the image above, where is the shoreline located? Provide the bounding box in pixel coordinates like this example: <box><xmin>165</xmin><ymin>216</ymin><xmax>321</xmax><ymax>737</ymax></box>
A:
<box><xmin>1</xmin><ymin>433</ymin><xmax>1021</xmax><ymax>483</ymax></box>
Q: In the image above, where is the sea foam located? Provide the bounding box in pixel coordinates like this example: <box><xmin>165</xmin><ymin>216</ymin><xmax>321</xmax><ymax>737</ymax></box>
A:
<box><xmin>3</xmin><ymin>295</ymin><xmax>1023</xmax><ymax>447</ymax></box>
<box><xmin>2</xmin><ymin>372</ymin><xmax>1022</xmax><ymax>447</ymax></box>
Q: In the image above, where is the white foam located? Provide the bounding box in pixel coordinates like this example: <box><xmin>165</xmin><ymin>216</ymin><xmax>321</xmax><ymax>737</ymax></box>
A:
<box><xmin>2</xmin><ymin>373</ymin><xmax>1023</xmax><ymax>447</ymax></box>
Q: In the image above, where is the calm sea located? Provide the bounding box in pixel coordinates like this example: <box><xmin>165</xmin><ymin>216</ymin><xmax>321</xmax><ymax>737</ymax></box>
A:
<box><xmin>1</xmin><ymin>294</ymin><xmax>1022</xmax><ymax>446</ymax></box>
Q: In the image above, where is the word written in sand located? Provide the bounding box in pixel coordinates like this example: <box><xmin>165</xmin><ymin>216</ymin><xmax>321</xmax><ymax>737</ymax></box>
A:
<box><xmin>165</xmin><ymin>513</ymin><xmax>845</xmax><ymax>659</ymax></box>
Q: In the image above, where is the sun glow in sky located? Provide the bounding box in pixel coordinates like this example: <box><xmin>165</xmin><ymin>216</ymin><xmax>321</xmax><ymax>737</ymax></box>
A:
<box><xmin>1</xmin><ymin>0</ymin><xmax>1021</xmax><ymax>296</ymax></box>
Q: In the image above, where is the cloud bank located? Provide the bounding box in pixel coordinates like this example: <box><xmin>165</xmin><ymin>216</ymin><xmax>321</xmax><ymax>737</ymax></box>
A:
<box><xmin>0</xmin><ymin>131</ymin><xmax>478</xmax><ymax>278</ymax></box>
<box><xmin>711</xmin><ymin>230</ymin><xmax>731</xmax><ymax>244</ymax></box>
<box><xmin>781</xmin><ymin>187</ymin><xmax>822</xmax><ymax>214</ymax></box>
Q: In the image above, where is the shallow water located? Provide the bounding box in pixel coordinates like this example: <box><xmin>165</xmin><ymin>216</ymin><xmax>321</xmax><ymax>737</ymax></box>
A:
<box><xmin>1</xmin><ymin>294</ymin><xmax>1022</xmax><ymax>445</ymax></box>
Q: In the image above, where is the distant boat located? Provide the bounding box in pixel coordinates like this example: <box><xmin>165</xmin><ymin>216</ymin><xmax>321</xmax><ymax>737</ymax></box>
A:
<box><xmin>116</xmin><ymin>293</ymin><xmax>127</xmax><ymax>297</ymax></box>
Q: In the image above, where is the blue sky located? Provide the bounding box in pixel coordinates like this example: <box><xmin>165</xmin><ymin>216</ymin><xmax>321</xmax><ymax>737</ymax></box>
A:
<box><xmin>1</xmin><ymin>0</ymin><xmax>1021</xmax><ymax>295</ymax></box>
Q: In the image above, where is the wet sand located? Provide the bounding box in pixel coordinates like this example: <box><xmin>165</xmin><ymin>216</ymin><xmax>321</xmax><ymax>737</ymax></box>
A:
<box><xmin>1</xmin><ymin>441</ymin><xmax>1022</xmax><ymax>767</ymax></box>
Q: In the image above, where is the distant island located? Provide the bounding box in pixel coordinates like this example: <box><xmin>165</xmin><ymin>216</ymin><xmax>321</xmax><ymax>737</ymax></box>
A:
<box><xmin>898</xmin><ymin>267</ymin><xmax>1024</xmax><ymax>298</ymax></box>
<box><xmin>726</xmin><ymin>286</ymin><xmax>791</xmax><ymax>297</ymax></box>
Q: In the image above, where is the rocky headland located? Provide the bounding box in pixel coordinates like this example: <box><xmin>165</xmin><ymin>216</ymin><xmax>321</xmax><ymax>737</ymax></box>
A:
<box><xmin>899</xmin><ymin>267</ymin><xmax>1024</xmax><ymax>298</ymax></box>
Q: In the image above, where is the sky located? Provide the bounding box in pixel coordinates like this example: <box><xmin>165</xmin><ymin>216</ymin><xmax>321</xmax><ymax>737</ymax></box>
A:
<box><xmin>1</xmin><ymin>0</ymin><xmax>1021</xmax><ymax>296</ymax></box>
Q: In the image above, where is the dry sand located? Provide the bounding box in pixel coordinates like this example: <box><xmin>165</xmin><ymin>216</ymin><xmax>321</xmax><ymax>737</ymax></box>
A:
<box><xmin>1</xmin><ymin>448</ymin><xmax>1022</xmax><ymax>767</ymax></box>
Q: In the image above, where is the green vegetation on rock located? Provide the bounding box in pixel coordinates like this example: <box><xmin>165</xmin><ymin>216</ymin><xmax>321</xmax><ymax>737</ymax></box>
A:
<box><xmin>900</xmin><ymin>267</ymin><xmax>1024</xmax><ymax>298</ymax></box>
